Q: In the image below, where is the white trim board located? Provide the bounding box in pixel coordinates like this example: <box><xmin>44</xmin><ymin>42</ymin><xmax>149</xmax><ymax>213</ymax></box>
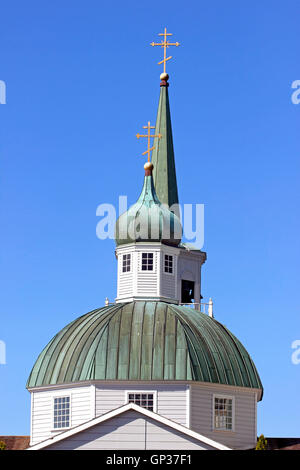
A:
<box><xmin>186</xmin><ymin>384</ymin><xmax>190</xmax><ymax>428</ymax></box>
<box><xmin>27</xmin><ymin>380</ymin><xmax>263</xmax><ymax>402</ymax></box>
<box><xmin>27</xmin><ymin>403</ymin><xmax>231</xmax><ymax>451</ymax></box>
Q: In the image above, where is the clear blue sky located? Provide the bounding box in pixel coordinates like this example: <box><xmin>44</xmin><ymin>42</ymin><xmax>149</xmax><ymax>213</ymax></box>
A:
<box><xmin>0</xmin><ymin>0</ymin><xmax>299</xmax><ymax>437</ymax></box>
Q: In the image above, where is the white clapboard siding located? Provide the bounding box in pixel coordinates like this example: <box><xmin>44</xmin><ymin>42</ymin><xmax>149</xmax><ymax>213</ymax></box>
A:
<box><xmin>190</xmin><ymin>384</ymin><xmax>257</xmax><ymax>450</ymax></box>
<box><xmin>30</xmin><ymin>386</ymin><xmax>91</xmax><ymax>446</ymax></box>
<box><xmin>117</xmin><ymin>248</ymin><xmax>134</xmax><ymax>299</ymax></box>
<box><xmin>95</xmin><ymin>383</ymin><xmax>188</xmax><ymax>427</ymax></box>
<box><xmin>161</xmin><ymin>271</ymin><xmax>176</xmax><ymax>298</ymax></box>
<box><xmin>136</xmin><ymin>251</ymin><xmax>158</xmax><ymax>296</ymax></box>
<box><xmin>45</xmin><ymin>410</ymin><xmax>210</xmax><ymax>450</ymax></box>
<box><xmin>160</xmin><ymin>249</ymin><xmax>177</xmax><ymax>299</ymax></box>
<box><xmin>115</xmin><ymin>243</ymin><xmax>206</xmax><ymax>303</ymax></box>
<box><xmin>117</xmin><ymin>271</ymin><xmax>134</xmax><ymax>297</ymax></box>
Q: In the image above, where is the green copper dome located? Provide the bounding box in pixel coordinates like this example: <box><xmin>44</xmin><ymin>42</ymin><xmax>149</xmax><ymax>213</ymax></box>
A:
<box><xmin>115</xmin><ymin>169</ymin><xmax>182</xmax><ymax>246</ymax></box>
<box><xmin>26</xmin><ymin>301</ymin><xmax>263</xmax><ymax>395</ymax></box>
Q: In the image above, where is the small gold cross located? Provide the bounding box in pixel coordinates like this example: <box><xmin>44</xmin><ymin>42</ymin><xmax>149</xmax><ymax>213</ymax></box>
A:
<box><xmin>136</xmin><ymin>122</ymin><xmax>162</xmax><ymax>163</ymax></box>
<box><xmin>150</xmin><ymin>28</ymin><xmax>180</xmax><ymax>74</ymax></box>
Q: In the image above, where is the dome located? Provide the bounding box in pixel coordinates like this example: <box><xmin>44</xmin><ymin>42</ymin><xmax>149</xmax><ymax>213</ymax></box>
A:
<box><xmin>26</xmin><ymin>301</ymin><xmax>263</xmax><ymax>393</ymax></box>
<box><xmin>115</xmin><ymin>169</ymin><xmax>182</xmax><ymax>247</ymax></box>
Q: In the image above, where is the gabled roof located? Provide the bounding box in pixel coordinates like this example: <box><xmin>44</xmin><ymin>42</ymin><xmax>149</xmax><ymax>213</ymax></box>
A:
<box><xmin>27</xmin><ymin>403</ymin><xmax>231</xmax><ymax>450</ymax></box>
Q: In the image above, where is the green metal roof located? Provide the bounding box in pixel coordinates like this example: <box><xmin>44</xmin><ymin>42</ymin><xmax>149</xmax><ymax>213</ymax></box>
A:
<box><xmin>151</xmin><ymin>80</ymin><xmax>179</xmax><ymax>210</ymax></box>
<box><xmin>26</xmin><ymin>301</ymin><xmax>263</xmax><ymax>394</ymax></box>
<box><xmin>115</xmin><ymin>172</ymin><xmax>182</xmax><ymax>246</ymax></box>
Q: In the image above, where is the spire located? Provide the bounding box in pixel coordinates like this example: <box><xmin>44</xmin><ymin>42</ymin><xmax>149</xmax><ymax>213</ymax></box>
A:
<box><xmin>151</xmin><ymin>74</ymin><xmax>179</xmax><ymax>210</ymax></box>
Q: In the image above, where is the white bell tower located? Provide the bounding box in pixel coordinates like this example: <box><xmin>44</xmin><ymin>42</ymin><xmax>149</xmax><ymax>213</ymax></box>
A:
<box><xmin>114</xmin><ymin>73</ymin><xmax>206</xmax><ymax>309</ymax></box>
<box><xmin>115</xmin><ymin>241</ymin><xmax>206</xmax><ymax>309</ymax></box>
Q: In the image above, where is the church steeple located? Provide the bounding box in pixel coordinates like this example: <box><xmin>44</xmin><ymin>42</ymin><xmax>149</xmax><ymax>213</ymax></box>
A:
<box><xmin>151</xmin><ymin>74</ymin><xmax>179</xmax><ymax>210</ymax></box>
<box><xmin>114</xmin><ymin>30</ymin><xmax>205</xmax><ymax>307</ymax></box>
<box><xmin>150</xmin><ymin>28</ymin><xmax>180</xmax><ymax>210</ymax></box>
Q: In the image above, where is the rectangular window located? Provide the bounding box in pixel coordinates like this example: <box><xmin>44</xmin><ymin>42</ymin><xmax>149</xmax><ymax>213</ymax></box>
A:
<box><xmin>122</xmin><ymin>254</ymin><xmax>131</xmax><ymax>273</ymax></box>
<box><xmin>54</xmin><ymin>396</ymin><xmax>70</xmax><ymax>429</ymax></box>
<box><xmin>164</xmin><ymin>254</ymin><xmax>173</xmax><ymax>274</ymax></box>
<box><xmin>214</xmin><ymin>396</ymin><xmax>233</xmax><ymax>431</ymax></box>
<box><xmin>141</xmin><ymin>253</ymin><xmax>154</xmax><ymax>271</ymax></box>
<box><xmin>127</xmin><ymin>392</ymin><xmax>154</xmax><ymax>411</ymax></box>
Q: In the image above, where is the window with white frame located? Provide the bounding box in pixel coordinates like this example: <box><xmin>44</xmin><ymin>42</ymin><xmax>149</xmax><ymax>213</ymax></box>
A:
<box><xmin>122</xmin><ymin>253</ymin><xmax>131</xmax><ymax>273</ymax></box>
<box><xmin>127</xmin><ymin>392</ymin><xmax>154</xmax><ymax>411</ymax></box>
<box><xmin>141</xmin><ymin>252</ymin><xmax>154</xmax><ymax>271</ymax></box>
<box><xmin>53</xmin><ymin>396</ymin><xmax>70</xmax><ymax>429</ymax></box>
<box><xmin>214</xmin><ymin>396</ymin><xmax>233</xmax><ymax>431</ymax></box>
<box><xmin>164</xmin><ymin>254</ymin><xmax>173</xmax><ymax>274</ymax></box>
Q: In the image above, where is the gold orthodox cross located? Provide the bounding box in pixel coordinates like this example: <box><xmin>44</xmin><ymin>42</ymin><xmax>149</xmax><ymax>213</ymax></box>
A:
<box><xmin>150</xmin><ymin>28</ymin><xmax>180</xmax><ymax>74</ymax></box>
<box><xmin>136</xmin><ymin>122</ymin><xmax>162</xmax><ymax>162</ymax></box>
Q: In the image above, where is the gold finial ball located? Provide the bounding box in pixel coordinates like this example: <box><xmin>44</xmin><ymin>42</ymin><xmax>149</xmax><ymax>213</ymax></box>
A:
<box><xmin>144</xmin><ymin>161</ymin><xmax>154</xmax><ymax>171</ymax></box>
<box><xmin>160</xmin><ymin>72</ymin><xmax>169</xmax><ymax>81</ymax></box>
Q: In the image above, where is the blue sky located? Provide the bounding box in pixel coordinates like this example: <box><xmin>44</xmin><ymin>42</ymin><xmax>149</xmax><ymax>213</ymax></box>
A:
<box><xmin>0</xmin><ymin>0</ymin><xmax>299</xmax><ymax>437</ymax></box>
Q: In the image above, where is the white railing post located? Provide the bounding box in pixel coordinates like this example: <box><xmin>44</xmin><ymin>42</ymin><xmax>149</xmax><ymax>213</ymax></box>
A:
<box><xmin>208</xmin><ymin>298</ymin><xmax>213</xmax><ymax>318</ymax></box>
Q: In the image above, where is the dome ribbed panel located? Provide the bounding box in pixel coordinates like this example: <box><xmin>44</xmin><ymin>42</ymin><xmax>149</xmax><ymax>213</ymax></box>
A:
<box><xmin>26</xmin><ymin>302</ymin><xmax>263</xmax><ymax>393</ymax></box>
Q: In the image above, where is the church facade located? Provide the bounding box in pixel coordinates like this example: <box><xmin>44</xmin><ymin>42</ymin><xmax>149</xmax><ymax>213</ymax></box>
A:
<box><xmin>26</xmin><ymin>32</ymin><xmax>263</xmax><ymax>451</ymax></box>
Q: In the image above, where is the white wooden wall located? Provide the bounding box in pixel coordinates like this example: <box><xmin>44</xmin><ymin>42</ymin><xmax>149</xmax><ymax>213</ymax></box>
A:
<box><xmin>30</xmin><ymin>381</ymin><xmax>259</xmax><ymax>449</ymax></box>
<box><xmin>160</xmin><ymin>247</ymin><xmax>177</xmax><ymax>299</ymax></box>
<box><xmin>116</xmin><ymin>245</ymin><xmax>134</xmax><ymax>299</ymax></box>
<box><xmin>30</xmin><ymin>385</ymin><xmax>92</xmax><ymax>446</ymax></box>
<box><xmin>190</xmin><ymin>383</ymin><xmax>258</xmax><ymax>450</ymax></box>
<box><xmin>136</xmin><ymin>250</ymin><xmax>158</xmax><ymax>296</ymax></box>
<box><xmin>116</xmin><ymin>245</ymin><xmax>161</xmax><ymax>302</ymax></box>
<box><xmin>45</xmin><ymin>410</ymin><xmax>211</xmax><ymax>450</ymax></box>
<box><xmin>116</xmin><ymin>243</ymin><xmax>206</xmax><ymax>304</ymax></box>
<box><xmin>116</xmin><ymin>243</ymin><xmax>179</xmax><ymax>303</ymax></box>
<box><xmin>95</xmin><ymin>383</ymin><xmax>188</xmax><ymax>427</ymax></box>
<box><xmin>29</xmin><ymin>382</ymin><xmax>188</xmax><ymax>446</ymax></box>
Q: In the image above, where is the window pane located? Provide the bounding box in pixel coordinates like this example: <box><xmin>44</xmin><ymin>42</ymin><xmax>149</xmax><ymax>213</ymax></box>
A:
<box><xmin>54</xmin><ymin>396</ymin><xmax>70</xmax><ymax>428</ymax></box>
<box><xmin>164</xmin><ymin>255</ymin><xmax>173</xmax><ymax>273</ymax></box>
<box><xmin>214</xmin><ymin>397</ymin><xmax>233</xmax><ymax>430</ymax></box>
<box><xmin>127</xmin><ymin>393</ymin><xmax>154</xmax><ymax>411</ymax></box>
<box><xmin>141</xmin><ymin>253</ymin><xmax>154</xmax><ymax>271</ymax></box>
<box><xmin>122</xmin><ymin>254</ymin><xmax>131</xmax><ymax>272</ymax></box>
